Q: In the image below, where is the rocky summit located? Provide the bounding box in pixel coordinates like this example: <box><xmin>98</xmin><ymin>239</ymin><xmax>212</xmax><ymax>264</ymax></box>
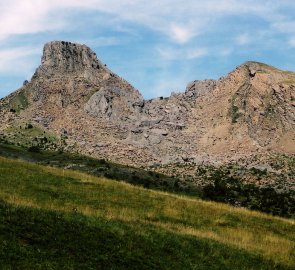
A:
<box><xmin>0</xmin><ymin>41</ymin><xmax>294</xmax><ymax>190</ymax></box>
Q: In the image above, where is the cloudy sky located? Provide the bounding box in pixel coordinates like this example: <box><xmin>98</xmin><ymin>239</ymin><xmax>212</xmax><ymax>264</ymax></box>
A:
<box><xmin>1</xmin><ymin>0</ymin><xmax>295</xmax><ymax>99</ymax></box>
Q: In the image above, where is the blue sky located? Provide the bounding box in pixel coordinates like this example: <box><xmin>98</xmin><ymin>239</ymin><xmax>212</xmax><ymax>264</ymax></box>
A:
<box><xmin>1</xmin><ymin>0</ymin><xmax>295</xmax><ymax>99</ymax></box>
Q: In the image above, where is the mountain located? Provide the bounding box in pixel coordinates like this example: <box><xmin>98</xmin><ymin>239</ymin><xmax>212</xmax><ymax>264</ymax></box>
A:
<box><xmin>0</xmin><ymin>41</ymin><xmax>294</xmax><ymax>190</ymax></box>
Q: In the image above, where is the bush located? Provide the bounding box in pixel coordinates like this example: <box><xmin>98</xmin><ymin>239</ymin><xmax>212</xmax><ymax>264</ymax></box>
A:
<box><xmin>28</xmin><ymin>146</ymin><xmax>40</xmax><ymax>153</ymax></box>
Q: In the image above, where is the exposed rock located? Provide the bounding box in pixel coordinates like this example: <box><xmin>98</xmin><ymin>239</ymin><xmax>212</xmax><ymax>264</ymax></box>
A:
<box><xmin>0</xmin><ymin>42</ymin><xmax>294</xmax><ymax>190</ymax></box>
<box><xmin>85</xmin><ymin>91</ymin><xmax>112</xmax><ymax>117</ymax></box>
<box><xmin>150</xmin><ymin>128</ymin><xmax>169</xmax><ymax>136</ymax></box>
<box><xmin>185</xmin><ymin>79</ymin><xmax>216</xmax><ymax>97</ymax></box>
<box><xmin>37</xmin><ymin>41</ymin><xmax>103</xmax><ymax>75</ymax></box>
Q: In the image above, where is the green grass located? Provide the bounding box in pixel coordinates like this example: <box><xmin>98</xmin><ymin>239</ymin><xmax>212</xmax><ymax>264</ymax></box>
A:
<box><xmin>0</xmin><ymin>156</ymin><xmax>294</xmax><ymax>269</ymax></box>
<box><xmin>0</xmin><ymin>143</ymin><xmax>192</xmax><ymax>195</ymax></box>
<box><xmin>3</xmin><ymin>124</ymin><xmax>58</xmax><ymax>148</ymax></box>
<box><xmin>9</xmin><ymin>89</ymin><xmax>29</xmax><ymax>113</ymax></box>
<box><xmin>0</xmin><ymin>142</ymin><xmax>294</xmax><ymax>218</ymax></box>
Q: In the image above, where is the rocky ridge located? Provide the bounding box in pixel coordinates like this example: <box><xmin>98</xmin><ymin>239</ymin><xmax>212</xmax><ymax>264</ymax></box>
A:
<box><xmin>0</xmin><ymin>41</ymin><xmax>294</xmax><ymax>190</ymax></box>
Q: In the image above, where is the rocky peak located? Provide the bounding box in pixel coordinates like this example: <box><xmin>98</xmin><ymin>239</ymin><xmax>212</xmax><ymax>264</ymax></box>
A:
<box><xmin>27</xmin><ymin>41</ymin><xmax>145</xmax><ymax>121</ymax></box>
<box><xmin>36</xmin><ymin>41</ymin><xmax>107</xmax><ymax>76</ymax></box>
<box><xmin>236</xmin><ymin>61</ymin><xmax>282</xmax><ymax>77</ymax></box>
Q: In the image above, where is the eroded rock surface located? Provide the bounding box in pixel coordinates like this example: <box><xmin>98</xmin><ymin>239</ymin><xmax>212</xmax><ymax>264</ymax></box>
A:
<box><xmin>0</xmin><ymin>41</ymin><xmax>294</xmax><ymax>189</ymax></box>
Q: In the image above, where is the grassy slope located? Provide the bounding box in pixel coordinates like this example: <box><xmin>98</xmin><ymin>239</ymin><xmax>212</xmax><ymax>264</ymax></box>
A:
<box><xmin>1</xmin><ymin>143</ymin><xmax>294</xmax><ymax>219</ymax></box>
<box><xmin>0</xmin><ymin>143</ymin><xmax>199</xmax><ymax>195</ymax></box>
<box><xmin>0</xmin><ymin>156</ymin><xmax>294</xmax><ymax>269</ymax></box>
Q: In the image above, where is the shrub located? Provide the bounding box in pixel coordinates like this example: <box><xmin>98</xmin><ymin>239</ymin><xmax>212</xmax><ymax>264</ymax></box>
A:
<box><xmin>28</xmin><ymin>145</ymin><xmax>40</xmax><ymax>153</ymax></box>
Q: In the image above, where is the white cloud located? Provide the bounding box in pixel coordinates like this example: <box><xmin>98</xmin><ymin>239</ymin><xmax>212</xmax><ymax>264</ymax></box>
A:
<box><xmin>0</xmin><ymin>1</ymin><xmax>65</xmax><ymax>41</ymax></box>
<box><xmin>288</xmin><ymin>37</ymin><xmax>295</xmax><ymax>47</ymax></box>
<box><xmin>157</xmin><ymin>48</ymin><xmax>176</xmax><ymax>60</ymax></box>
<box><xmin>149</xmin><ymin>76</ymin><xmax>188</xmax><ymax>97</ymax></box>
<box><xmin>170</xmin><ymin>25</ymin><xmax>195</xmax><ymax>44</ymax></box>
<box><xmin>186</xmin><ymin>48</ymin><xmax>208</xmax><ymax>59</ymax></box>
<box><xmin>218</xmin><ymin>47</ymin><xmax>233</xmax><ymax>56</ymax></box>
<box><xmin>0</xmin><ymin>46</ymin><xmax>40</xmax><ymax>73</ymax></box>
<box><xmin>272</xmin><ymin>20</ymin><xmax>295</xmax><ymax>34</ymax></box>
<box><xmin>236</xmin><ymin>33</ymin><xmax>252</xmax><ymax>45</ymax></box>
<box><xmin>1</xmin><ymin>0</ymin><xmax>294</xmax><ymax>43</ymax></box>
<box><xmin>157</xmin><ymin>47</ymin><xmax>207</xmax><ymax>60</ymax></box>
<box><xmin>77</xmin><ymin>37</ymin><xmax>121</xmax><ymax>47</ymax></box>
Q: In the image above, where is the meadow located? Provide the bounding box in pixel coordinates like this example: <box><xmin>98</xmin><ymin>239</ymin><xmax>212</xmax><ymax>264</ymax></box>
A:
<box><xmin>0</xmin><ymin>156</ymin><xmax>294</xmax><ymax>269</ymax></box>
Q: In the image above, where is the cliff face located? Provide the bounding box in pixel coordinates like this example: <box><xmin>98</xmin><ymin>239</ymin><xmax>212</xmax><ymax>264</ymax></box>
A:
<box><xmin>0</xmin><ymin>41</ymin><xmax>294</xmax><ymax>173</ymax></box>
<box><xmin>30</xmin><ymin>41</ymin><xmax>144</xmax><ymax>121</ymax></box>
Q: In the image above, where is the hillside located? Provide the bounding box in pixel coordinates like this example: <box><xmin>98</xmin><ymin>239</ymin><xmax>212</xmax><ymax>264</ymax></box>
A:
<box><xmin>0</xmin><ymin>41</ymin><xmax>294</xmax><ymax>191</ymax></box>
<box><xmin>0</xmin><ymin>156</ymin><xmax>294</xmax><ymax>269</ymax></box>
<box><xmin>0</xmin><ymin>142</ymin><xmax>294</xmax><ymax>218</ymax></box>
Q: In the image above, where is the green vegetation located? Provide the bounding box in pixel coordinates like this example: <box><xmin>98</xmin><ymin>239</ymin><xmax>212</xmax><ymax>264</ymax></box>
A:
<box><xmin>0</xmin><ymin>142</ymin><xmax>294</xmax><ymax>218</ymax></box>
<box><xmin>9</xmin><ymin>90</ymin><xmax>29</xmax><ymax>113</ymax></box>
<box><xmin>230</xmin><ymin>104</ymin><xmax>241</xmax><ymax>123</ymax></box>
<box><xmin>2</xmin><ymin>124</ymin><xmax>58</xmax><ymax>150</ymax></box>
<box><xmin>202</xmin><ymin>169</ymin><xmax>295</xmax><ymax>218</ymax></box>
<box><xmin>0</xmin><ymin>156</ymin><xmax>294</xmax><ymax>269</ymax></box>
<box><xmin>0</xmin><ymin>142</ymin><xmax>184</xmax><ymax>193</ymax></box>
<box><xmin>265</xmin><ymin>104</ymin><xmax>275</xmax><ymax>115</ymax></box>
<box><xmin>271</xmin><ymin>154</ymin><xmax>295</xmax><ymax>176</ymax></box>
<box><xmin>228</xmin><ymin>85</ymin><xmax>247</xmax><ymax>123</ymax></box>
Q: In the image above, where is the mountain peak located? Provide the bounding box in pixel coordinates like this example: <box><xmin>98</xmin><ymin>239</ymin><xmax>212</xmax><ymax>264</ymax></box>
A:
<box><xmin>237</xmin><ymin>61</ymin><xmax>283</xmax><ymax>74</ymax></box>
<box><xmin>38</xmin><ymin>40</ymin><xmax>105</xmax><ymax>75</ymax></box>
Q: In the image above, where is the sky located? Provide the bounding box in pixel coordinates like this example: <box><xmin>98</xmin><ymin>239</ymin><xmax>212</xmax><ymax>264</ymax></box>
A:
<box><xmin>1</xmin><ymin>0</ymin><xmax>295</xmax><ymax>99</ymax></box>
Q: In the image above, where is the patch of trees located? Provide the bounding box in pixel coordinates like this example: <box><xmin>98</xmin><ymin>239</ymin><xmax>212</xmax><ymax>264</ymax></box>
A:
<box><xmin>201</xmin><ymin>169</ymin><xmax>295</xmax><ymax>218</ymax></box>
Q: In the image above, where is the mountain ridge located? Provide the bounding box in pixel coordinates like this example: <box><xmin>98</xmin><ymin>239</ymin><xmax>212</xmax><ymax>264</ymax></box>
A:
<box><xmin>0</xmin><ymin>40</ymin><xmax>294</xmax><ymax>190</ymax></box>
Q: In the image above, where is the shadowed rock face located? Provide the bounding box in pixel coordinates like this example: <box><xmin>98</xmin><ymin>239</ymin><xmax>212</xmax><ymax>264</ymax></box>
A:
<box><xmin>0</xmin><ymin>41</ymin><xmax>294</xmax><ymax>171</ymax></box>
